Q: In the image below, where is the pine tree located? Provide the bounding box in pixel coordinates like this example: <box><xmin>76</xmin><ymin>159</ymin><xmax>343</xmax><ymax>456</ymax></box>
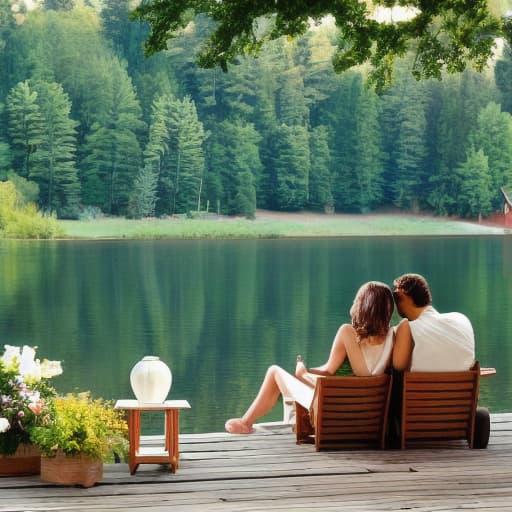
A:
<box><xmin>352</xmin><ymin>86</ymin><xmax>384</xmax><ymax>212</ymax></box>
<box><xmin>170</xmin><ymin>97</ymin><xmax>207</xmax><ymax>214</ymax></box>
<box><xmin>391</xmin><ymin>77</ymin><xmax>428</xmax><ymax>210</ymax></box>
<box><xmin>234</xmin><ymin>170</ymin><xmax>257</xmax><ymax>219</ymax></box>
<box><xmin>81</xmin><ymin>65</ymin><xmax>144</xmax><ymax>214</ymax></box>
<box><xmin>428</xmin><ymin>71</ymin><xmax>498</xmax><ymax>215</ymax></box>
<box><xmin>325</xmin><ymin>72</ymin><xmax>360</xmax><ymax>212</ymax></box>
<box><xmin>329</xmin><ymin>74</ymin><xmax>383</xmax><ymax>213</ymax></box>
<box><xmin>468</xmin><ymin>101</ymin><xmax>512</xmax><ymax>210</ymax></box>
<box><xmin>6</xmin><ymin>81</ymin><xmax>44</xmax><ymax>179</ymax></box>
<box><xmin>0</xmin><ymin>140</ymin><xmax>11</xmax><ymax>180</ymax></box>
<box><xmin>30</xmin><ymin>80</ymin><xmax>80</xmax><ymax>216</ymax></box>
<box><xmin>495</xmin><ymin>46</ymin><xmax>512</xmax><ymax>115</ymax></box>
<box><xmin>277</xmin><ymin>63</ymin><xmax>309</xmax><ymax>127</ymax></box>
<box><xmin>206</xmin><ymin>120</ymin><xmax>261</xmax><ymax>216</ymax></box>
<box><xmin>128</xmin><ymin>163</ymin><xmax>158</xmax><ymax>218</ymax></box>
<box><xmin>145</xmin><ymin>94</ymin><xmax>206</xmax><ymax>215</ymax></box>
<box><xmin>0</xmin><ymin>0</ymin><xmax>17</xmax><ymax>99</ymax></box>
<box><xmin>308</xmin><ymin>125</ymin><xmax>333</xmax><ymax>212</ymax></box>
<box><xmin>455</xmin><ymin>147</ymin><xmax>492</xmax><ymax>218</ymax></box>
<box><xmin>269</xmin><ymin>124</ymin><xmax>310</xmax><ymax>211</ymax></box>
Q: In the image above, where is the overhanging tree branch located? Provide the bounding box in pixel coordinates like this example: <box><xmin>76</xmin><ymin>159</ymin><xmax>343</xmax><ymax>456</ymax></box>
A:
<box><xmin>132</xmin><ymin>1</ymin><xmax>510</xmax><ymax>90</ymax></box>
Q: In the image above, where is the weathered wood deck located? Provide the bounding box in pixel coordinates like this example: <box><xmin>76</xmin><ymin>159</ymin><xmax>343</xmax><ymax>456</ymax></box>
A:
<box><xmin>1</xmin><ymin>413</ymin><xmax>512</xmax><ymax>511</ymax></box>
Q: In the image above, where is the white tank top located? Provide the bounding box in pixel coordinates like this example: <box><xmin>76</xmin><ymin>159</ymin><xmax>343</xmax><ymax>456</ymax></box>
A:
<box><xmin>361</xmin><ymin>327</ymin><xmax>394</xmax><ymax>375</ymax></box>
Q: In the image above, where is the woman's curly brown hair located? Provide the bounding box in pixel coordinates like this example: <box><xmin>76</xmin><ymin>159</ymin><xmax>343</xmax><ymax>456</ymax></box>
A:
<box><xmin>350</xmin><ymin>281</ymin><xmax>394</xmax><ymax>341</ymax></box>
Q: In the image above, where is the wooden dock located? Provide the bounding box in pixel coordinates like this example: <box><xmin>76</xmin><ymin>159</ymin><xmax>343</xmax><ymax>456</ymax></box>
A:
<box><xmin>1</xmin><ymin>413</ymin><xmax>512</xmax><ymax>511</ymax></box>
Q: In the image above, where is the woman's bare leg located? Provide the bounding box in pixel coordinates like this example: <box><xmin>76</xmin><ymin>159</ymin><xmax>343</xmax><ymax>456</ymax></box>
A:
<box><xmin>225</xmin><ymin>365</ymin><xmax>300</xmax><ymax>434</ymax></box>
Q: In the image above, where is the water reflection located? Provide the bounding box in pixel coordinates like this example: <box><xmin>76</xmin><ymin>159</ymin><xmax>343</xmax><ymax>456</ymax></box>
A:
<box><xmin>0</xmin><ymin>237</ymin><xmax>510</xmax><ymax>433</ymax></box>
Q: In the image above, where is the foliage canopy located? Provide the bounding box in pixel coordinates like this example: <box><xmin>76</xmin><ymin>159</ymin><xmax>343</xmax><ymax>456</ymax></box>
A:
<box><xmin>132</xmin><ymin>0</ymin><xmax>512</xmax><ymax>89</ymax></box>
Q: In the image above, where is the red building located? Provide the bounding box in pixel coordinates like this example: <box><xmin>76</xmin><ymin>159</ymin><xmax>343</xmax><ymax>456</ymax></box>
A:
<box><xmin>502</xmin><ymin>187</ymin><xmax>512</xmax><ymax>228</ymax></box>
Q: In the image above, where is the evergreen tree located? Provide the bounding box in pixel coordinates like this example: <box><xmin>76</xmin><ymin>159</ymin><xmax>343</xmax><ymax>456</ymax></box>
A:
<box><xmin>101</xmin><ymin>0</ymin><xmax>152</xmax><ymax>74</ymax></box>
<box><xmin>0</xmin><ymin>0</ymin><xmax>17</xmax><ymax>99</ymax></box>
<box><xmin>302</xmin><ymin>27</ymin><xmax>339</xmax><ymax>126</ymax></box>
<box><xmin>234</xmin><ymin>170</ymin><xmax>257</xmax><ymax>219</ymax></box>
<box><xmin>391</xmin><ymin>77</ymin><xmax>428</xmax><ymax>210</ymax></box>
<box><xmin>308</xmin><ymin>125</ymin><xmax>333</xmax><ymax>212</ymax></box>
<box><xmin>352</xmin><ymin>86</ymin><xmax>384</xmax><ymax>212</ymax></box>
<box><xmin>6</xmin><ymin>81</ymin><xmax>44</xmax><ymax>179</ymax></box>
<box><xmin>128</xmin><ymin>163</ymin><xmax>158</xmax><ymax>218</ymax></box>
<box><xmin>455</xmin><ymin>147</ymin><xmax>492</xmax><ymax>218</ymax></box>
<box><xmin>495</xmin><ymin>46</ymin><xmax>512</xmax><ymax>114</ymax></box>
<box><xmin>326</xmin><ymin>73</ymin><xmax>360</xmax><ymax>212</ymax></box>
<box><xmin>267</xmin><ymin>124</ymin><xmax>310</xmax><ymax>211</ymax></box>
<box><xmin>277</xmin><ymin>60</ymin><xmax>309</xmax><ymax>126</ymax></box>
<box><xmin>468</xmin><ymin>101</ymin><xmax>512</xmax><ymax>210</ymax></box>
<box><xmin>11</xmin><ymin>8</ymin><xmax>129</xmax><ymax>142</ymax></box>
<box><xmin>81</xmin><ymin>65</ymin><xmax>144</xmax><ymax>214</ymax></box>
<box><xmin>170</xmin><ymin>97</ymin><xmax>207</xmax><ymax>214</ymax></box>
<box><xmin>30</xmin><ymin>80</ymin><xmax>80</xmax><ymax>216</ymax></box>
<box><xmin>428</xmin><ymin>71</ymin><xmax>498</xmax><ymax>215</ymax></box>
<box><xmin>206</xmin><ymin>120</ymin><xmax>260</xmax><ymax>217</ymax></box>
<box><xmin>145</xmin><ymin>95</ymin><xmax>206</xmax><ymax>215</ymax></box>
<box><xmin>0</xmin><ymin>140</ymin><xmax>11</xmax><ymax>179</ymax></box>
<box><xmin>329</xmin><ymin>74</ymin><xmax>383</xmax><ymax>212</ymax></box>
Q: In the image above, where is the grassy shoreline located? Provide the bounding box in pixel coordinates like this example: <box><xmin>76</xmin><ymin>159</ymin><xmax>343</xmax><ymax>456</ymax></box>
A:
<box><xmin>56</xmin><ymin>212</ymin><xmax>507</xmax><ymax>240</ymax></box>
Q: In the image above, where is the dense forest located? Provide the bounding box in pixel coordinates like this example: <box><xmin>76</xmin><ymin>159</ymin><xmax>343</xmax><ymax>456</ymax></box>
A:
<box><xmin>1</xmin><ymin>0</ymin><xmax>512</xmax><ymax>220</ymax></box>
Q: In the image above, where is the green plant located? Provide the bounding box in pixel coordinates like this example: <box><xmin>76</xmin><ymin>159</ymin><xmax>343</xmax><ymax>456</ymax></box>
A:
<box><xmin>31</xmin><ymin>392</ymin><xmax>128</xmax><ymax>462</ymax></box>
<box><xmin>0</xmin><ymin>345</ymin><xmax>61</xmax><ymax>455</ymax></box>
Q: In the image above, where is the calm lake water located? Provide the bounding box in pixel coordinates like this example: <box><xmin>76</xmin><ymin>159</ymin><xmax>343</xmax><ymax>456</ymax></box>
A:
<box><xmin>0</xmin><ymin>237</ymin><xmax>510</xmax><ymax>433</ymax></box>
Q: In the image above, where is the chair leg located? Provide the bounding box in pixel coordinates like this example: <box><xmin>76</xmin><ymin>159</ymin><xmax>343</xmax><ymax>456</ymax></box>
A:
<box><xmin>295</xmin><ymin>403</ymin><xmax>314</xmax><ymax>444</ymax></box>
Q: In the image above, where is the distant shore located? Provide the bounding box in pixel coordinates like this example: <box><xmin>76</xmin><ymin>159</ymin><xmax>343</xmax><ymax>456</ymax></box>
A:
<box><xmin>56</xmin><ymin>210</ymin><xmax>507</xmax><ymax>240</ymax></box>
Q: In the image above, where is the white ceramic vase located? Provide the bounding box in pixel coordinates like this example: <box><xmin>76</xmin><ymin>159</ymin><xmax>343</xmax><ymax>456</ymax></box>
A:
<box><xmin>130</xmin><ymin>356</ymin><xmax>172</xmax><ymax>404</ymax></box>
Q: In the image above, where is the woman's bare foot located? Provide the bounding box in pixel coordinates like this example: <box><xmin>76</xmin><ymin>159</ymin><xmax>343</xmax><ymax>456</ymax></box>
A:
<box><xmin>225</xmin><ymin>418</ymin><xmax>254</xmax><ymax>434</ymax></box>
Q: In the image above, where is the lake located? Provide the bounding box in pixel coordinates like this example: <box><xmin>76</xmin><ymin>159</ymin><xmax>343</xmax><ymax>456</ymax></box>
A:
<box><xmin>0</xmin><ymin>237</ymin><xmax>510</xmax><ymax>433</ymax></box>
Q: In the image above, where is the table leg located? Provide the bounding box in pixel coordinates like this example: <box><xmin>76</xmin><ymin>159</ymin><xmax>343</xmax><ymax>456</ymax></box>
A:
<box><xmin>128</xmin><ymin>410</ymin><xmax>141</xmax><ymax>475</ymax></box>
<box><xmin>165</xmin><ymin>410</ymin><xmax>179</xmax><ymax>473</ymax></box>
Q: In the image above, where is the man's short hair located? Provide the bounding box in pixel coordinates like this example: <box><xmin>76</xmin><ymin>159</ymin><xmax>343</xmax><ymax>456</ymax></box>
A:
<box><xmin>393</xmin><ymin>273</ymin><xmax>432</xmax><ymax>307</ymax></box>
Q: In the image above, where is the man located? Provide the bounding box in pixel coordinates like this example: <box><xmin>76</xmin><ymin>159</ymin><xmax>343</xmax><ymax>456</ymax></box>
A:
<box><xmin>388</xmin><ymin>273</ymin><xmax>491</xmax><ymax>449</ymax></box>
<box><xmin>392</xmin><ymin>273</ymin><xmax>475</xmax><ymax>372</ymax></box>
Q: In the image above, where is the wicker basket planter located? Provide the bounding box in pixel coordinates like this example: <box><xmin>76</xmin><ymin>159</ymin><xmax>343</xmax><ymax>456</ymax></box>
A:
<box><xmin>40</xmin><ymin>451</ymin><xmax>103</xmax><ymax>488</ymax></box>
<box><xmin>0</xmin><ymin>444</ymin><xmax>41</xmax><ymax>476</ymax></box>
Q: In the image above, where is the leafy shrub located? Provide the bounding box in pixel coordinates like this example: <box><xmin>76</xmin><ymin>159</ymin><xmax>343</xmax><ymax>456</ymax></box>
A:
<box><xmin>0</xmin><ymin>181</ymin><xmax>64</xmax><ymax>239</ymax></box>
<box><xmin>31</xmin><ymin>392</ymin><xmax>128</xmax><ymax>462</ymax></box>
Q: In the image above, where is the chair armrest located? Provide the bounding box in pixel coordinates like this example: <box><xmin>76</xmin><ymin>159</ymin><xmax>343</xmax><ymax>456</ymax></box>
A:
<box><xmin>480</xmin><ymin>367</ymin><xmax>496</xmax><ymax>377</ymax></box>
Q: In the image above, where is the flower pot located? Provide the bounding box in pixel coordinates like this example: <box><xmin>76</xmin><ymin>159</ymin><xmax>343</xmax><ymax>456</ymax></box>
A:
<box><xmin>130</xmin><ymin>356</ymin><xmax>172</xmax><ymax>404</ymax></box>
<box><xmin>40</xmin><ymin>452</ymin><xmax>103</xmax><ymax>488</ymax></box>
<box><xmin>0</xmin><ymin>444</ymin><xmax>41</xmax><ymax>476</ymax></box>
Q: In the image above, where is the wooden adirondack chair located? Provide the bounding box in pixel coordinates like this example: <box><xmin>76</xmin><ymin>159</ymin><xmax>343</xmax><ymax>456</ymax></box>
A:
<box><xmin>401</xmin><ymin>361</ymin><xmax>492</xmax><ymax>449</ymax></box>
<box><xmin>295</xmin><ymin>373</ymin><xmax>392</xmax><ymax>451</ymax></box>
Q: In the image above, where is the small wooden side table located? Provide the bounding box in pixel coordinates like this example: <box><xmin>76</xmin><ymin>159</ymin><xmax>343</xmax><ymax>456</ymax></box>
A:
<box><xmin>114</xmin><ymin>399</ymin><xmax>191</xmax><ymax>475</ymax></box>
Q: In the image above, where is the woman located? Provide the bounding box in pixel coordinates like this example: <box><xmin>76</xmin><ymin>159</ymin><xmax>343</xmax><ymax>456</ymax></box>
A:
<box><xmin>225</xmin><ymin>281</ymin><xmax>395</xmax><ymax>434</ymax></box>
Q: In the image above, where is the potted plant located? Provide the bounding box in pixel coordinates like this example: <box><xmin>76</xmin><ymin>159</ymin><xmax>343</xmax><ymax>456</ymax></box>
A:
<box><xmin>31</xmin><ymin>392</ymin><xmax>128</xmax><ymax>487</ymax></box>
<box><xmin>0</xmin><ymin>345</ymin><xmax>61</xmax><ymax>476</ymax></box>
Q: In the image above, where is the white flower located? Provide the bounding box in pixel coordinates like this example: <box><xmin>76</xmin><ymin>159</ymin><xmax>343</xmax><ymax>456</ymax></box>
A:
<box><xmin>0</xmin><ymin>417</ymin><xmax>10</xmax><ymax>433</ymax></box>
<box><xmin>1</xmin><ymin>345</ymin><xmax>21</xmax><ymax>370</ymax></box>
<box><xmin>19</xmin><ymin>346</ymin><xmax>41</xmax><ymax>383</ymax></box>
<box><xmin>40</xmin><ymin>359</ymin><xmax>63</xmax><ymax>378</ymax></box>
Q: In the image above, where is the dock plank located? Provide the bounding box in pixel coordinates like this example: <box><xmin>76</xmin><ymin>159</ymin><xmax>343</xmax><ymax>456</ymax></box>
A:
<box><xmin>1</xmin><ymin>413</ymin><xmax>512</xmax><ymax>511</ymax></box>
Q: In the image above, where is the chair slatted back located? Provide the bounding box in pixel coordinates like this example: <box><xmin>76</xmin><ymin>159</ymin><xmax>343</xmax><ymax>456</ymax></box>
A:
<box><xmin>309</xmin><ymin>374</ymin><xmax>392</xmax><ymax>451</ymax></box>
<box><xmin>401</xmin><ymin>362</ymin><xmax>480</xmax><ymax>449</ymax></box>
